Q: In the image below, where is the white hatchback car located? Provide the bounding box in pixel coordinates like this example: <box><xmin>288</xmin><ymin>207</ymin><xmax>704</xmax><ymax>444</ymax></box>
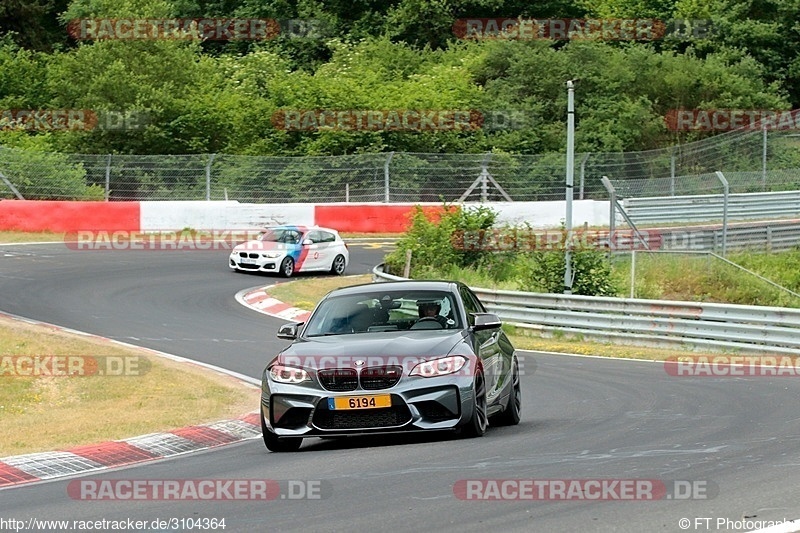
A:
<box><xmin>229</xmin><ymin>226</ymin><xmax>349</xmax><ymax>277</ymax></box>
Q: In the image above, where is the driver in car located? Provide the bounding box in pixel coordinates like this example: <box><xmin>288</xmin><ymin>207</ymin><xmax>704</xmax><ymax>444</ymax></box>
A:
<box><xmin>415</xmin><ymin>299</ymin><xmax>449</xmax><ymax>328</ymax></box>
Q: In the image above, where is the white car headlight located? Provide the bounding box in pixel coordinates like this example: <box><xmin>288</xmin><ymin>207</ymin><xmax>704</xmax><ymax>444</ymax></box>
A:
<box><xmin>269</xmin><ymin>365</ymin><xmax>310</xmax><ymax>384</ymax></box>
<box><xmin>263</xmin><ymin>252</ymin><xmax>283</xmax><ymax>258</ymax></box>
<box><xmin>410</xmin><ymin>356</ymin><xmax>468</xmax><ymax>378</ymax></box>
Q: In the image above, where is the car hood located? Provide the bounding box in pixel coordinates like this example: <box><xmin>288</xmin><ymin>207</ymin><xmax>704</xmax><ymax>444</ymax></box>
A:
<box><xmin>275</xmin><ymin>331</ymin><xmax>467</xmax><ymax>369</ymax></box>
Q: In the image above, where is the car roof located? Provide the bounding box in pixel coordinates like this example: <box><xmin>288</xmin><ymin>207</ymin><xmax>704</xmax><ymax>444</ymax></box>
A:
<box><xmin>323</xmin><ymin>280</ymin><xmax>463</xmax><ymax>298</ymax></box>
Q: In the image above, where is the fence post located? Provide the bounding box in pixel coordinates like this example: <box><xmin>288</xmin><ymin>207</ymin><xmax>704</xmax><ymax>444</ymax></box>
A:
<box><xmin>601</xmin><ymin>176</ymin><xmax>651</xmax><ymax>251</ymax></box>
<box><xmin>670</xmin><ymin>150</ymin><xmax>676</xmax><ymax>196</ymax></box>
<box><xmin>767</xmin><ymin>226</ymin><xmax>773</xmax><ymax>252</ymax></box>
<box><xmin>384</xmin><ymin>152</ymin><xmax>394</xmax><ymax>202</ymax></box>
<box><xmin>579</xmin><ymin>153</ymin><xmax>590</xmax><ymax>200</ymax></box>
<box><xmin>104</xmin><ymin>154</ymin><xmax>111</xmax><ymax>201</ymax></box>
<box><xmin>602</xmin><ymin>176</ymin><xmax>616</xmax><ymax>248</ymax></box>
<box><xmin>480</xmin><ymin>152</ymin><xmax>492</xmax><ymax>202</ymax></box>
<box><xmin>715</xmin><ymin>171</ymin><xmax>729</xmax><ymax>256</ymax></box>
<box><xmin>206</xmin><ymin>153</ymin><xmax>216</xmax><ymax>201</ymax></box>
<box><xmin>762</xmin><ymin>125</ymin><xmax>767</xmax><ymax>191</ymax></box>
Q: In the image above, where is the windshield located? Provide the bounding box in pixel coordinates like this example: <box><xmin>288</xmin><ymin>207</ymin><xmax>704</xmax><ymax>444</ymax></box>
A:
<box><xmin>304</xmin><ymin>290</ymin><xmax>461</xmax><ymax>336</ymax></box>
<box><xmin>258</xmin><ymin>228</ymin><xmax>303</xmax><ymax>244</ymax></box>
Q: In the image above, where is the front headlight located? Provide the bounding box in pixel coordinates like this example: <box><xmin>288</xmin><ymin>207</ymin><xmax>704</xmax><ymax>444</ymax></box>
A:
<box><xmin>263</xmin><ymin>252</ymin><xmax>283</xmax><ymax>258</ymax></box>
<box><xmin>269</xmin><ymin>365</ymin><xmax>310</xmax><ymax>384</ymax></box>
<box><xmin>410</xmin><ymin>356</ymin><xmax>468</xmax><ymax>378</ymax></box>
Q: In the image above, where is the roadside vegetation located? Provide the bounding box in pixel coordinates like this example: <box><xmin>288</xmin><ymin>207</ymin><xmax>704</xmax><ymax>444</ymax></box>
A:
<box><xmin>382</xmin><ymin>205</ymin><xmax>800</xmax><ymax>307</ymax></box>
<box><xmin>0</xmin><ymin>315</ymin><xmax>259</xmax><ymax>457</ymax></box>
<box><xmin>1</xmin><ymin>0</ymin><xmax>798</xmax><ymax>168</ymax></box>
<box><xmin>0</xmin><ymin>231</ymin><xmax>65</xmax><ymax>243</ymax></box>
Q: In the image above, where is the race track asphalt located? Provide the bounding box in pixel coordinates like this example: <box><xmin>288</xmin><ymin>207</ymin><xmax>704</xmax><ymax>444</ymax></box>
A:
<box><xmin>1</xmin><ymin>242</ymin><xmax>799</xmax><ymax>533</ymax></box>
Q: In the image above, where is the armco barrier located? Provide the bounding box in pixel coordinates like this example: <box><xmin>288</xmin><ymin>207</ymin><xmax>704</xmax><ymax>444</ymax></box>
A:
<box><xmin>651</xmin><ymin>219</ymin><xmax>800</xmax><ymax>252</ymax></box>
<box><xmin>314</xmin><ymin>200</ymin><xmax>610</xmax><ymax>232</ymax></box>
<box><xmin>372</xmin><ymin>264</ymin><xmax>800</xmax><ymax>355</ymax></box>
<box><xmin>0</xmin><ymin>199</ymin><xmax>611</xmax><ymax>233</ymax></box>
<box><xmin>0</xmin><ymin>200</ymin><xmax>139</xmax><ymax>232</ymax></box>
<box><xmin>623</xmin><ymin>190</ymin><xmax>800</xmax><ymax>224</ymax></box>
<box><xmin>314</xmin><ymin>204</ymin><xmax>450</xmax><ymax>233</ymax></box>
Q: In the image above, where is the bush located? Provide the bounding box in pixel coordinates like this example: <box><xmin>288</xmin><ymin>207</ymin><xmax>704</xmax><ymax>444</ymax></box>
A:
<box><xmin>384</xmin><ymin>203</ymin><xmax>619</xmax><ymax>297</ymax></box>
<box><xmin>0</xmin><ymin>136</ymin><xmax>101</xmax><ymax>200</ymax></box>
<box><xmin>383</xmin><ymin>203</ymin><xmax>497</xmax><ymax>277</ymax></box>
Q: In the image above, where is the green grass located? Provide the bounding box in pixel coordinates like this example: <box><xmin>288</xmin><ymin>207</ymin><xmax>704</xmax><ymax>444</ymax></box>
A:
<box><xmin>610</xmin><ymin>250</ymin><xmax>800</xmax><ymax>307</ymax></box>
<box><xmin>0</xmin><ymin>314</ymin><xmax>259</xmax><ymax>457</ymax></box>
<box><xmin>0</xmin><ymin>231</ymin><xmax>65</xmax><ymax>243</ymax></box>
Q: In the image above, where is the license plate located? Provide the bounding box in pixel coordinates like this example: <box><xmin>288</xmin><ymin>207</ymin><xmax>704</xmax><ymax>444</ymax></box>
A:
<box><xmin>328</xmin><ymin>395</ymin><xmax>391</xmax><ymax>410</ymax></box>
<box><xmin>241</xmin><ymin>257</ymin><xmax>256</xmax><ymax>264</ymax></box>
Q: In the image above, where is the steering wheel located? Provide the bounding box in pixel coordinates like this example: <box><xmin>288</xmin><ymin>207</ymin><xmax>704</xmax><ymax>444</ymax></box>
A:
<box><xmin>410</xmin><ymin>316</ymin><xmax>445</xmax><ymax>330</ymax></box>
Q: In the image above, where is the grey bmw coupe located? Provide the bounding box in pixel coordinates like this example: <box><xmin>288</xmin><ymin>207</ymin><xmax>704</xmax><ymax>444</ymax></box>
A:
<box><xmin>260</xmin><ymin>280</ymin><xmax>521</xmax><ymax>452</ymax></box>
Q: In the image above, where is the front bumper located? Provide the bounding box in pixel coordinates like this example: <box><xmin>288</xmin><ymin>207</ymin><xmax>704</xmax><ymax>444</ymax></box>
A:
<box><xmin>261</xmin><ymin>376</ymin><xmax>476</xmax><ymax>438</ymax></box>
<box><xmin>229</xmin><ymin>252</ymin><xmax>282</xmax><ymax>272</ymax></box>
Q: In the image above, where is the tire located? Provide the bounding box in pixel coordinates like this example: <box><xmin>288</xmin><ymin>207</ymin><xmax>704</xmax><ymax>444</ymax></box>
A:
<box><xmin>280</xmin><ymin>256</ymin><xmax>295</xmax><ymax>278</ymax></box>
<box><xmin>490</xmin><ymin>357</ymin><xmax>521</xmax><ymax>426</ymax></box>
<box><xmin>460</xmin><ymin>367</ymin><xmax>488</xmax><ymax>438</ymax></box>
<box><xmin>261</xmin><ymin>411</ymin><xmax>302</xmax><ymax>452</ymax></box>
<box><xmin>330</xmin><ymin>254</ymin><xmax>346</xmax><ymax>275</ymax></box>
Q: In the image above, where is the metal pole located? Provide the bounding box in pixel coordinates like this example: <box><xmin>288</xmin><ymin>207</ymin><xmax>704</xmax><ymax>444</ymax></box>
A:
<box><xmin>762</xmin><ymin>125</ymin><xmax>767</xmax><ymax>191</ymax></box>
<box><xmin>384</xmin><ymin>151</ymin><xmax>394</xmax><ymax>202</ymax></box>
<box><xmin>564</xmin><ymin>80</ymin><xmax>576</xmax><ymax>294</ymax></box>
<box><xmin>670</xmin><ymin>151</ymin><xmax>676</xmax><ymax>196</ymax></box>
<box><xmin>604</xmin><ymin>175</ymin><xmax>615</xmax><ymax>252</ymax></box>
<box><xmin>579</xmin><ymin>153</ymin><xmax>589</xmax><ymax>200</ymax></box>
<box><xmin>105</xmin><ymin>154</ymin><xmax>111</xmax><ymax>201</ymax></box>
<box><xmin>630</xmin><ymin>249</ymin><xmax>636</xmax><ymax>298</ymax></box>
<box><xmin>206</xmin><ymin>153</ymin><xmax>216</xmax><ymax>201</ymax></box>
<box><xmin>480</xmin><ymin>152</ymin><xmax>491</xmax><ymax>202</ymax></box>
<box><xmin>715</xmin><ymin>171</ymin><xmax>729</xmax><ymax>256</ymax></box>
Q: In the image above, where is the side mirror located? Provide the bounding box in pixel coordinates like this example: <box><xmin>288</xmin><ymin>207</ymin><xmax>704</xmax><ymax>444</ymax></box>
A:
<box><xmin>471</xmin><ymin>313</ymin><xmax>502</xmax><ymax>331</ymax></box>
<box><xmin>302</xmin><ymin>238</ymin><xmax>313</xmax><ymax>246</ymax></box>
<box><xmin>277</xmin><ymin>323</ymin><xmax>303</xmax><ymax>340</ymax></box>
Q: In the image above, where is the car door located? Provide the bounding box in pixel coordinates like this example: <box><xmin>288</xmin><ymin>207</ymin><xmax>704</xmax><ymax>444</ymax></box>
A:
<box><xmin>300</xmin><ymin>230</ymin><xmax>325</xmax><ymax>270</ymax></box>
<box><xmin>460</xmin><ymin>286</ymin><xmax>503</xmax><ymax>402</ymax></box>
<box><xmin>312</xmin><ymin>230</ymin><xmax>338</xmax><ymax>270</ymax></box>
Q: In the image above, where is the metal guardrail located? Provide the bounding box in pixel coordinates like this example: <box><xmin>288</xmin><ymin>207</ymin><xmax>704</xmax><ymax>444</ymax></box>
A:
<box><xmin>372</xmin><ymin>264</ymin><xmax>800</xmax><ymax>355</ymax></box>
<box><xmin>651</xmin><ymin>219</ymin><xmax>800</xmax><ymax>252</ymax></box>
<box><xmin>623</xmin><ymin>190</ymin><xmax>800</xmax><ymax>224</ymax></box>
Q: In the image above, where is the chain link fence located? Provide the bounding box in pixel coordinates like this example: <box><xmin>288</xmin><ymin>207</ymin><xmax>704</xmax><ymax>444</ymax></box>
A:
<box><xmin>1</xmin><ymin>128</ymin><xmax>799</xmax><ymax>202</ymax></box>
